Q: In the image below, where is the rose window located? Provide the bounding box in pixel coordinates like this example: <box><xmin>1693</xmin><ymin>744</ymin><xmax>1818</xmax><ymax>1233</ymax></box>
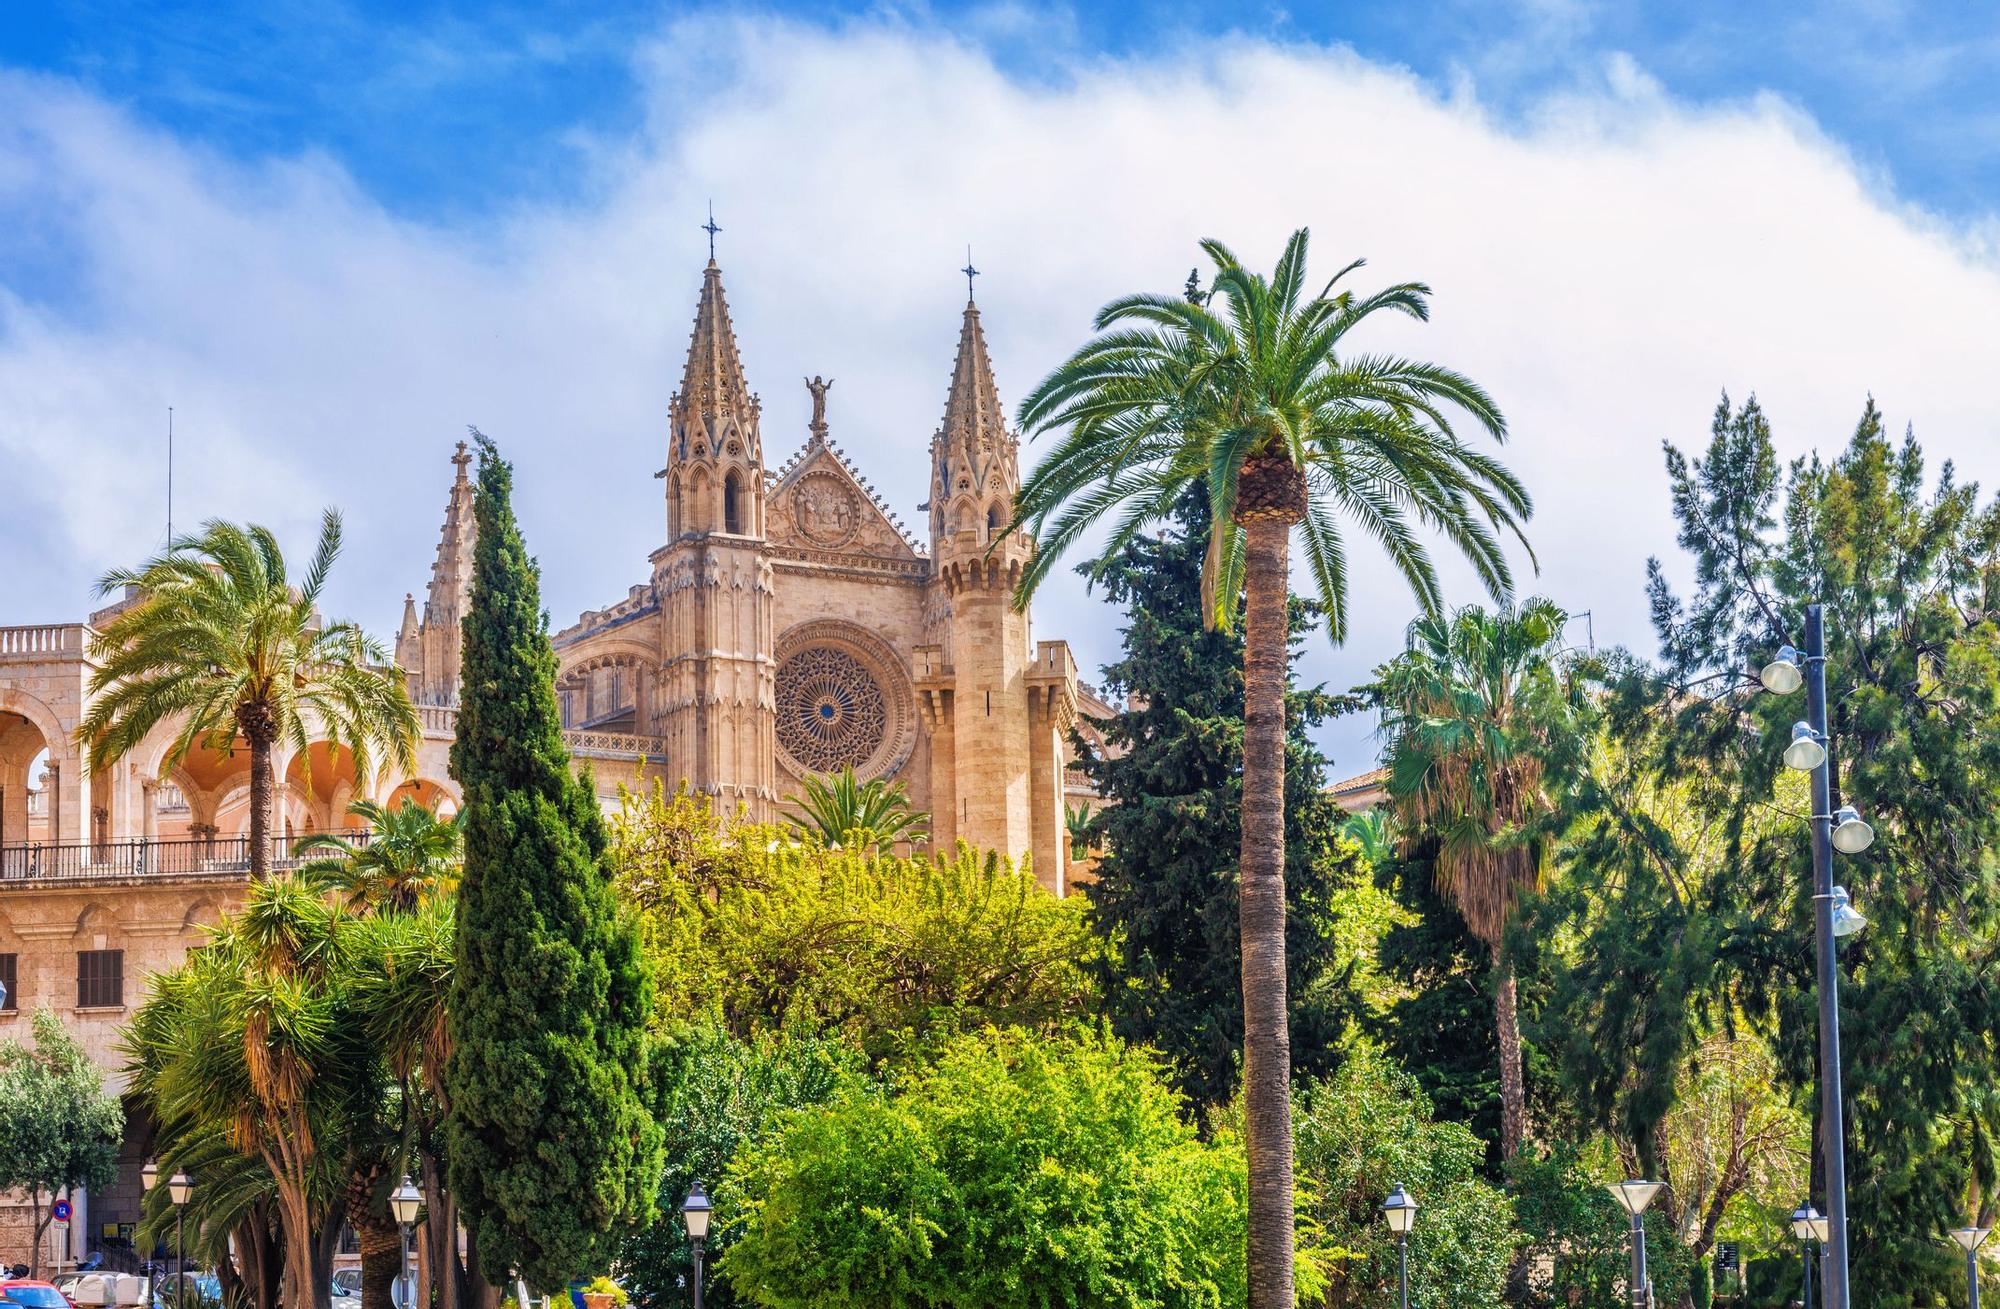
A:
<box><xmin>775</xmin><ymin>646</ymin><xmax>888</xmax><ymax>773</ymax></box>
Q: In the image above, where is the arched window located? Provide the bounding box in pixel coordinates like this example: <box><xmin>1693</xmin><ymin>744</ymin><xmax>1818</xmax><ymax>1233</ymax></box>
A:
<box><xmin>986</xmin><ymin>503</ymin><xmax>1004</xmax><ymax>540</ymax></box>
<box><xmin>724</xmin><ymin>470</ymin><xmax>743</xmax><ymax>534</ymax></box>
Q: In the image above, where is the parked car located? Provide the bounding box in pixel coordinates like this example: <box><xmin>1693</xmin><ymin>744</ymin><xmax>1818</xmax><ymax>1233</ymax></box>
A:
<box><xmin>2</xmin><ymin>1280</ymin><xmax>79</xmax><ymax>1309</ymax></box>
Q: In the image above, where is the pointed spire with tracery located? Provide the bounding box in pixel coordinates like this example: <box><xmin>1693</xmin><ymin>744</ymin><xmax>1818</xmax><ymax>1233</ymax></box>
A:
<box><xmin>665</xmin><ymin>257</ymin><xmax>764</xmax><ymax>540</ymax></box>
<box><xmin>929</xmin><ymin>291</ymin><xmax>1019</xmax><ymax>551</ymax></box>
<box><xmin>406</xmin><ymin>441</ymin><xmax>479</xmax><ymax>703</ymax></box>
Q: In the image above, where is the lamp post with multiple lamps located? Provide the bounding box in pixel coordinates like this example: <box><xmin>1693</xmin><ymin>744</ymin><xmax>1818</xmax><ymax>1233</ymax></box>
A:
<box><xmin>1607</xmin><ymin>1180</ymin><xmax>1663</xmax><ymax>1309</ymax></box>
<box><xmin>390</xmin><ymin>1175</ymin><xmax>422</xmax><ymax>1309</ymax></box>
<box><xmin>167</xmin><ymin>1170</ymin><xmax>192</xmax><ymax>1294</ymax></box>
<box><xmin>1381</xmin><ymin>1186</ymin><xmax>1418</xmax><ymax>1309</ymax></box>
<box><xmin>1948</xmin><ymin>1225</ymin><xmax>1989</xmax><ymax>1309</ymax></box>
<box><xmin>681</xmin><ymin>1182</ymin><xmax>712</xmax><ymax>1309</ymax></box>
<box><xmin>1762</xmin><ymin>606</ymin><xmax>1874</xmax><ymax>1309</ymax></box>
<box><xmin>1790</xmin><ymin>1204</ymin><xmax>1828</xmax><ymax>1309</ymax></box>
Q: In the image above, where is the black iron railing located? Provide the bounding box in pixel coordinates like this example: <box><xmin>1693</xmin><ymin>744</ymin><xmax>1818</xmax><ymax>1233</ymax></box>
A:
<box><xmin>0</xmin><ymin>831</ymin><xmax>373</xmax><ymax>882</ymax></box>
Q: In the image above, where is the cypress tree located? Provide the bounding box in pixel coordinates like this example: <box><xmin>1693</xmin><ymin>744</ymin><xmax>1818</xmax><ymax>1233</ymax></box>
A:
<box><xmin>1077</xmin><ymin>489</ymin><xmax>1358</xmax><ymax>1108</ymax></box>
<box><xmin>444</xmin><ymin>435</ymin><xmax>664</xmax><ymax>1291</ymax></box>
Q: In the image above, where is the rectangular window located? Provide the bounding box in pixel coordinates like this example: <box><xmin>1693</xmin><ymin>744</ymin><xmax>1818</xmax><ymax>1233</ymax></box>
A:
<box><xmin>0</xmin><ymin>953</ymin><xmax>15</xmax><ymax>1010</ymax></box>
<box><xmin>77</xmin><ymin>949</ymin><xmax>123</xmax><ymax>1009</ymax></box>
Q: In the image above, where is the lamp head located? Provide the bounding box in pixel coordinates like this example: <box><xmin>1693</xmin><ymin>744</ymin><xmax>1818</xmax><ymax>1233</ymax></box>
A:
<box><xmin>1784</xmin><ymin>722</ymin><xmax>1827</xmax><ymax>772</ymax></box>
<box><xmin>389</xmin><ymin>1174</ymin><xmax>422</xmax><ymax>1225</ymax></box>
<box><xmin>1381</xmin><ymin>1185</ymin><xmax>1418</xmax><ymax>1234</ymax></box>
<box><xmin>1761</xmin><ymin>647</ymin><xmax>1805</xmax><ymax>695</ymax></box>
<box><xmin>1607</xmin><ymin>1180</ymin><xmax>1663</xmax><ymax>1216</ymax></box>
<box><xmin>1830</xmin><ymin>887</ymin><xmax>1868</xmax><ymax>938</ymax></box>
<box><xmin>681</xmin><ymin>1180</ymin><xmax>712</xmax><ymax>1241</ymax></box>
<box><xmin>141</xmin><ymin>1159</ymin><xmax>159</xmax><ymax>1192</ymax></box>
<box><xmin>1948</xmin><ymin>1227</ymin><xmax>1991</xmax><ymax>1254</ymax></box>
<box><xmin>1790</xmin><ymin>1204</ymin><xmax>1825</xmax><ymax>1243</ymax></box>
<box><xmin>167</xmin><ymin>1170</ymin><xmax>192</xmax><ymax>1206</ymax></box>
<box><xmin>1831</xmin><ymin>806</ymin><xmax>1875</xmax><ymax>855</ymax></box>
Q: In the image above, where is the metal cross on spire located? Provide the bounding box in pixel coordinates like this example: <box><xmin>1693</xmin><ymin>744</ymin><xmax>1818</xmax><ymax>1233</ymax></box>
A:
<box><xmin>703</xmin><ymin>203</ymin><xmax>722</xmax><ymax>261</ymax></box>
<box><xmin>961</xmin><ymin>246</ymin><xmax>980</xmax><ymax>301</ymax></box>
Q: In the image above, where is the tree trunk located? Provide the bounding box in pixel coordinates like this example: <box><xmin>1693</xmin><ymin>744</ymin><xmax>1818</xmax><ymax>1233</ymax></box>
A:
<box><xmin>419</xmin><ymin>1145</ymin><xmax>460</xmax><ymax>1309</ymax></box>
<box><xmin>243</xmin><ymin>705</ymin><xmax>277</xmax><ymax>880</ymax></box>
<box><xmin>349</xmin><ymin>1165</ymin><xmax>404</xmax><ymax>1309</ymax></box>
<box><xmin>461</xmin><ymin>1236</ymin><xmax>502</xmax><ymax>1309</ymax></box>
<box><xmin>1237</xmin><ymin>509</ymin><xmax>1297</xmax><ymax>1309</ymax></box>
<box><xmin>273</xmin><ymin>1187</ymin><xmax>318</xmax><ymax>1309</ymax></box>
<box><xmin>1493</xmin><ymin>950</ymin><xmax>1529</xmax><ymax>1159</ymax></box>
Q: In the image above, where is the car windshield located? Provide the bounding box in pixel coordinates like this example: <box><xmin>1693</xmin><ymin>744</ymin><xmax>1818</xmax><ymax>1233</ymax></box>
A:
<box><xmin>5</xmin><ymin>1288</ymin><xmax>72</xmax><ymax>1308</ymax></box>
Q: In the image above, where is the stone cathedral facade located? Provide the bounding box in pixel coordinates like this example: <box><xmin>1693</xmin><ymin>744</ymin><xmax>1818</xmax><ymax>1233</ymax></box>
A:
<box><xmin>395</xmin><ymin>257</ymin><xmax>1097</xmax><ymax>892</ymax></box>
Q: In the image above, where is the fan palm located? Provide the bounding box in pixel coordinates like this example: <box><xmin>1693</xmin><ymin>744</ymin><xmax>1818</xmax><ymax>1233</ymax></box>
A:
<box><xmin>1368</xmin><ymin>597</ymin><xmax>1590</xmax><ymax>1160</ymax></box>
<box><xmin>1338</xmin><ymin>808</ymin><xmax>1397</xmax><ymax>869</ymax></box>
<box><xmin>78</xmin><ymin>512</ymin><xmax>419</xmax><ymax>879</ymax></box>
<box><xmin>784</xmin><ymin>766</ymin><xmax>929</xmax><ymax>852</ymax></box>
<box><xmin>1012</xmin><ymin>229</ymin><xmax>1529</xmax><ymax>1309</ymax></box>
<box><xmin>296</xmin><ymin>797</ymin><xmax>462</xmax><ymax>914</ymax></box>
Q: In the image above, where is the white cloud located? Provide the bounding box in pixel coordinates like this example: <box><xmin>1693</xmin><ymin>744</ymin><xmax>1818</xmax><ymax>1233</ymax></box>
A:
<box><xmin>5</xmin><ymin>15</ymin><xmax>2000</xmax><ymax>772</ymax></box>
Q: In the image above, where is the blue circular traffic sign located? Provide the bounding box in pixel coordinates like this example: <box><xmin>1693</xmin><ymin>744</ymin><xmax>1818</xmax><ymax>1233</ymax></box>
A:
<box><xmin>50</xmin><ymin>1200</ymin><xmax>71</xmax><ymax>1221</ymax></box>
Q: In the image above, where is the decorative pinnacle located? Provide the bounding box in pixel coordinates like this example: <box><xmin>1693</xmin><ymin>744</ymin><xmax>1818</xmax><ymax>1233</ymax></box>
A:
<box><xmin>703</xmin><ymin>202</ymin><xmax>722</xmax><ymax>262</ymax></box>
<box><xmin>962</xmin><ymin>246</ymin><xmax>979</xmax><ymax>301</ymax></box>
<box><xmin>451</xmin><ymin>440</ymin><xmax>471</xmax><ymax>474</ymax></box>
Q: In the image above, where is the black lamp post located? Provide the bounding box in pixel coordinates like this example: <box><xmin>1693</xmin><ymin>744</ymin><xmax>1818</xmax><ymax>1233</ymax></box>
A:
<box><xmin>1381</xmin><ymin>1185</ymin><xmax>1418</xmax><ymax>1309</ymax></box>
<box><xmin>681</xmin><ymin>1182</ymin><xmax>711</xmax><ymax>1309</ymax></box>
<box><xmin>167</xmin><ymin>1170</ymin><xmax>192</xmax><ymax>1294</ymax></box>
<box><xmin>390</xmin><ymin>1175</ymin><xmax>422</xmax><ymax>1309</ymax></box>
<box><xmin>1608</xmin><ymin>1180</ymin><xmax>1663</xmax><ymax>1309</ymax></box>
<box><xmin>1790</xmin><ymin>1204</ymin><xmax>1827</xmax><ymax>1309</ymax></box>
<box><xmin>1762</xmin><ymin>610</ymin><xmax>1874</xmax><ymax>1309</ymax></box>
<box><xmin>1948</xmin><ymin>1226</ymin><xmax>1989</xmax><ymax>1309</ymax></box>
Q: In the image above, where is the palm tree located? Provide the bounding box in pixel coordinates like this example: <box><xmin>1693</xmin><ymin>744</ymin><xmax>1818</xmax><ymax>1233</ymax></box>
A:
<box><xmin>1338</xmin><ymin>808</ymin><xmax>1397</xmax><ymax>869</ymax></box>
<box><xmin>1368</xmin><ymin>598</ymin><xmax>1589</xmax><ymax>1160</ymax></box>
<box><xmin>784</xmin><ymin>766</ymin><xmax>929</xmax><ymax>852</ymax></box>
<box><xmin>1012</xmin><ymin>230</ymin><xmax>1529</xmax><ymax>1309</ymax></box>
<box><xmin>296</xmin><ymin>797</ymin><xmax>462</xmax><ymax>914</ymax></box>
<box><xmin>1064</xmin><ymin>801</ymin><xmax>1098</xmax><ymax>860</ymax></box>
<box><xmin>129</xmin><ymin>874</ymin><xmax>352</xmax><ymax>1309</ymax></box>
<box><xmin>78</xmin><ymin>512</ymin><xmax>419</xmax><ymax>879</ymax></box>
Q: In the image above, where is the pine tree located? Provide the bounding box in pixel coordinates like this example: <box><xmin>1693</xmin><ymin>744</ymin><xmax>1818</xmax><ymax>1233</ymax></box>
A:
<box><xmin>444</xmin><ymin>435</ymin><xmax>663</xmax><ymax>1292</ymax></box>
<box><xmin>1077</xmin><ymin>490</ymin><xmax>1358</xmax><ymax>1108</ymax></box>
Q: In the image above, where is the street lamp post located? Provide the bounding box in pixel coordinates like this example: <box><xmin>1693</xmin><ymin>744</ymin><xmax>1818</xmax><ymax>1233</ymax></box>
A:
<box><xmin>1608</xmin><ymin>1181</ymin><xmax>1663</xmax><ymax>1309</ymax></box>
<box><xmin>1791</xmin><ymin>1204</ymin><xmax>1826</xmax><ymax>1309</ymax></box>
<box><xmin>1381</xmin><ymin>1185</ymin><xmax>1418</xmax><ymax>1309</ymax></box>
<box><xmin>1948</xmin><ymin>1226</ymin><xmax>1989</xmax><ymax>1309</ymax></box>
<box><xmin>681</xmin><ymin>1182</ymin><xmax>711</xmax><ymax>1309</ymax></box>
<box><xmin>167</xmin><ymin>1170</ymin><xmax>192</xmax><ymax>1299</ymax></box>
<box><xmin>1762</xmin><ymin>606</ymin><xmax>1873</xmax><ymax>1309</ymax></box>
<box><xmin>389</xmin><ymin>1175</ymin><xmax>422</xmax><ymax>1309</ymax></box>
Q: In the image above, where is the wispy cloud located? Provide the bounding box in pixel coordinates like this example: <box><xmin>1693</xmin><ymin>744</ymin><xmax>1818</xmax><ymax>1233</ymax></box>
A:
<box><xmin>5</xmin><ymin>11</ymin><xmax>2000</xmax><ymax>770</ymax></box>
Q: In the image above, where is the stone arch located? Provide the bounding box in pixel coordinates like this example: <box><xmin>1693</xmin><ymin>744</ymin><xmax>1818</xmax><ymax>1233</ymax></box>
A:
<box><xmin>0</xmin><ymin>686</ymin><xmax>66</xmax><ymax>758</ymax></box>
<box><xmin>724</xmin><ymin>469</ymin><xmax>744</xmax><ymax>534</ymax></box>
<box><xmin>688</xmin><ymin>467</ymin><xmax>714</xmax><ymax>534</ymax></box>
<box><xmin>668</xmin><ymin>472</ymin><xmax>684</xmax><ymax>537</ymax></box>
<box><xmin>986</xmin><ymin>501</ymin><xmax>1005</xmax><ymax>541</ymax></box>
<box><xmin>73</xmin><ymin>899</ymin><xmax>120</xmax><ymax>937</ymax></box>
<box><xmin>180</xmin><ymin>895</ymin><xmax>225</xmax><ymax>933</ymax></box>
<box><xmin>384</xmin><ymin>776</ymin><xmax>461</xmax><ymax>818</ymax></box>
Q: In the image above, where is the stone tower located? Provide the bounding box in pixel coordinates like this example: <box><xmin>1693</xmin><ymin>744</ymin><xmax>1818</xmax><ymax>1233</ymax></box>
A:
<box><xmin>397</xmin><ymin>441</ymin><xmax>477</xmax><ymax>705</ymax></box>
<box><xmin>921</xmin><ymin>293</ymin><xmax>1074</xmax><ymax>886</ymax></box>
<box><xmin>651</xmin><ymin>258</ymin><xmax>777</xmax><ymax>819</ymax></box>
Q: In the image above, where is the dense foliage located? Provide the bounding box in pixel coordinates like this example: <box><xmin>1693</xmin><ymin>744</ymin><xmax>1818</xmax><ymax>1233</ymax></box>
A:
<box><xmin>1290</xmin><ymin>1047</ymin><xmax>1518</xmax><ymax>1309</ymax></box>
<box><xmin>444</xmin><ymin>435</ymin><xmax>662</xmax><ymax>1292</ymax></box>
<box><xmin>0</xmin><ymin>1009</ymin><xmax>124</xmax><ymax>1275</ymax></box>
<box><xmin>618</xmin><ymin>1025</ymin><xmax>857</xmax><ymax>1309</ymax></box>
<box><xmin>1548</xmin><ymin>397</ymin><xmax>2000</xmax><ymax>1306</ymax></box>
<box><xmin>613</xmin><ymin>784</ymin><xmax>1099</xmax><ymax>1062</ymax></box>
<box><xmin>1075</xmin><ymin>491</ymin><xmax>1361</xmax><ymax>1107</ymax></box>
<box><xmin>723</xmin><ymin>1028</ymin><xmax>1312</xmax><ymax>1309</ymax></box>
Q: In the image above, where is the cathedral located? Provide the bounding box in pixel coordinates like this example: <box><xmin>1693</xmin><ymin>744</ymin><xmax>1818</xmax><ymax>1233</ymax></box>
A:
<box><xmin>393</xmin><ymin>255</ymin><xmax>1103</xmax><ymax>892</ymax></box>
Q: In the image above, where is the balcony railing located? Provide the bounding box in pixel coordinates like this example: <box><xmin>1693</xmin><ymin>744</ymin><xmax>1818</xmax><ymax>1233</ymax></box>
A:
<box><xmin>0</xmin><ymin>831</ymin><xmax>373</xmax><ymax>883</ymax></box>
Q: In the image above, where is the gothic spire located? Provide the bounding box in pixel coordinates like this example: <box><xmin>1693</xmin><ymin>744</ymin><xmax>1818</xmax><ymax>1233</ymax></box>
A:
<box><xmin>934</xmin><ymin>294</ymin><xmax>1016</xmax><ymax>495</ymax></box>
<box><xmin>424</xmin><ymin>441</ymin><xmax>476</xmax><ymax>628</ymax></box>
<box><xmin>675</xmin><ymin>260</ymin><xmax>758</xmax><ymax>443</ymax></box>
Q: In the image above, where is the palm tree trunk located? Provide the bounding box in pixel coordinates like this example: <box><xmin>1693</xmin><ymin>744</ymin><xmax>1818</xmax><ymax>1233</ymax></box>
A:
<box><xmin>243</xmin><ymin>703</ymin><xmax>277</xmax><ymax>880</ymax></box>
<box><xmin>1493</xmin><ymin>947</ymin><xmax>1529</xmax><ymax>1159</ymax></box>
<box><xmin>1238</xmin><ymin>510</ymin><xmax>1296</xmax><ymax>1309</ymax></box>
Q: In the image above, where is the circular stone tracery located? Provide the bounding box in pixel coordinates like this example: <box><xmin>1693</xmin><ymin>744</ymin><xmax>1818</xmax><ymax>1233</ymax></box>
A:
<box><xmin>775</xmin><ymin>645</ymin><xmax>888</xmax><ymax>774</ymax></box>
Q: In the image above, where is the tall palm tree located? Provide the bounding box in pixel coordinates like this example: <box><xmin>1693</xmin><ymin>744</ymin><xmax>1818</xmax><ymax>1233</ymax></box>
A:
<box><xmin>296</xmin><ymin>797</ymin><xmax>462</xmax><ymax>914</ymax></box>
<box><xmin>78</xmin><ymin>512</ymin><xmax>419</xmax><ymax>878</ymax></box>
<box><xmin>1012</xmin><ymin>230</ymin><xmax>1529</xmax><ymax>1309</ymax></box>
<box><xmin>1368</xmin><ymin>598</ymin><xmax>1589</xmax><ymax>1160</ymax></box>
<box><xmin>784</xmin><ymin>766</ymin><xmax>929</xmax><ymax>852</ymax></box>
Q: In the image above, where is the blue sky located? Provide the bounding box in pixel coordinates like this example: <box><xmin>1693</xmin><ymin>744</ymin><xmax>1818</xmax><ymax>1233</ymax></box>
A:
<box><xmin>9</xmin><ymin>2</ymin><xmax>1998</xmax><ymax>233</ymax></box>
<box><xmin>5</xmin><ymin>1</ymin><xmax>1999</xmax><ymax>774</ymax></box>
